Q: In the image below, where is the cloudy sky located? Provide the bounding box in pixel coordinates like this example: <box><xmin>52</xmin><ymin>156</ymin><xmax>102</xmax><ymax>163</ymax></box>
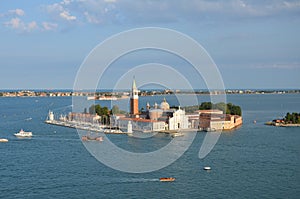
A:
<box><xmin>0</xmin><ymin>0</ymin><xmax>299</xmax><ymax>89</ymax></box>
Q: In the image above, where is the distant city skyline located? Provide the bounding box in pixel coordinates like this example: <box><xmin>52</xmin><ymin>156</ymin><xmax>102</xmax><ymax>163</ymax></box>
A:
<box><xmin>0</xmin><ymin>0</ymin><xmax>299</xmax><ymax>89</ymax></box>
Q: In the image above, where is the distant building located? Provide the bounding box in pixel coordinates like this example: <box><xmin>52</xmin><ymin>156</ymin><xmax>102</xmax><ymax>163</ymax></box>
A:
<box><xmin>68</xmin><ymin>112</ymin><xmax>101</xmax><ymax>123</ymax></box>
<box><xmin>186</xmin><ymin>113</ymin><xmax>200</xmax><ymax>129</ymax></box>
<box><xmin>199</xmin><ymin>110</ymin><xmax>242</xmax><ymax>131</ymax></box>
<box><xmin>118</xmin><ymin>117</ymin><xmax>166</xmax><ymax>132</ymax></box>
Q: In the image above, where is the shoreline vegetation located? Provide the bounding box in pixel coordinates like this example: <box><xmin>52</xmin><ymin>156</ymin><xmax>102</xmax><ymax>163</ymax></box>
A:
<box><xmin>0</xmin><ymin>89</ymin><xmax>299</xmax><ymax>98</ymax></box>
<box><xmin>265</xmin><ymin>112</ymin><xmax>300</xmax><ymax>127</ymax></box>
<box><xmin>181</xmin><ymin>102</ymin><xmax>242</xmax><ymax>115</ymax></box>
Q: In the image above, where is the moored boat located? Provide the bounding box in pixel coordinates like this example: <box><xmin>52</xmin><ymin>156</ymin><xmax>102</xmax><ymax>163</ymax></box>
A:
<box><xmin>81</xmin><ymin>135</ymin><xmax>103</xmax><ymax>142</ymax></box>
<box><xmin>14</xmin><ymin>129</ymin><xmax>32</xmax><ymax>137</ymax></box>
<box><xmin>159</xmin><ymin>177</ymin><xmax>176</xmax><ymax>182</ymax></box>
<box><xmin>104</xmin><ymin>128</ymin><xmax>123</xmax><ymax>134</ymax></box>
<box><xmin>171</xmin><ymin>132</ymin><xmax>184</xmax><ymax>138</ymax></box>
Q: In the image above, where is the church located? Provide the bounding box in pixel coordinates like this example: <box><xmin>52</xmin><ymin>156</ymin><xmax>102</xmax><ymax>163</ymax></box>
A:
<box><xmin>117</xmin><ymin>78</ymin><xmax>189</xmax><ymax>132</ymax></box>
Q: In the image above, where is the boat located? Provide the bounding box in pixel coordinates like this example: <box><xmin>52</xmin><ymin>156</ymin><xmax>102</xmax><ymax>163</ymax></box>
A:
<box><xmin>159</xmin><ymin>177</ymin><xmax>176</xmax><ymax>182</ymax></box>
<box><xmin>14</xmin><ymin>129</ymin><xmax>32</xmax><ymax>137</ymax></box>
<box><xmin>203</xmin><ymin>166</ymin><xmax>211</xmax><ymax>170</ymax></box>
<box><xmin>104</xmin><ymin>128</ymin><xmax>123</xmax><ymax>134</ymax></box>
<box><xmin>81</xmin><ymin>135</ymin><xmax>103</xmax><ymax>142</ymax></box>
<box><xmin>0</xmin><ymin>138</ymin><xmax>8</xmax><ymax>142</ymax></box>
<box><xmin>171</xmin><ymin>132</ymin><xmax>184</xmax><ymax>138</ymax></box>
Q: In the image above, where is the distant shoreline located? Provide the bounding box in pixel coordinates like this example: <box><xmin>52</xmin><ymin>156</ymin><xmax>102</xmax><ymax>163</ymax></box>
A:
<box><xmin>0</xmin><ymin>89</ymin><xmax>299</xmax><ymax>98</ymax></box>
<box><xmin>265</xmin><ymin>122</ymin><xmax>300</xmax><ymax>127</ymax></box>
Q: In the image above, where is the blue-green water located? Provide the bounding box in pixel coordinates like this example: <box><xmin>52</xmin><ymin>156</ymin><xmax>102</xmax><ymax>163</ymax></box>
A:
<box><xmin>0</xmin><ymin>94</ymin><xmax>299</xmax><ymax>198</ymax></box>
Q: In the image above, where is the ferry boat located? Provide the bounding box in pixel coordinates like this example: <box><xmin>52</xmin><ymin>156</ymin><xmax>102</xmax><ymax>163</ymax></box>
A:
<box><xmin>14</xmin><ymin>129</ymin><xmax>32</xmax><ymax>137</ymax></box>
<box><xmin>159</xmin><ymin>177</ymin><xmax>176</xmax><ymax>182</ymax></box>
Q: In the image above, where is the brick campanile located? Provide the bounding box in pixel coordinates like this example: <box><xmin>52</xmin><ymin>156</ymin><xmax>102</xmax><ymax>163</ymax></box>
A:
<box><xmin>130</xmin><ymin>77</ymin><xmax>139</xmax><ymax>115</ymax></box>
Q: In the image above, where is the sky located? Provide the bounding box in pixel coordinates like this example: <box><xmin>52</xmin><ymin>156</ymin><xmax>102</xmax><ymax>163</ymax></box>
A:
<box><xmin>0</xmin><ymin>0</ymin><xmax>299</xmax><ymax>89</ymax></box>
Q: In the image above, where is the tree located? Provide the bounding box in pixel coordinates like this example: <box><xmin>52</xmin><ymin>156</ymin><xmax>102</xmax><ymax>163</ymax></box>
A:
<box><xmin>284</xmin><ymin>112</ymin><xmax>300</xmax><ymax>124</ymax></box>
<box><xmin>230</xmin><ymin>105</ymin><xmax>242</xmax><ymax>116</ymax></box>
<box><xmin>111</xmin><ymin>105</ymin><xmax>120</xmax><ymax>115</ymax></box>
<box><xmin>184</xmin><ymin>105</ymin><xmax>199</xmax><ymax>113</ymax></box>
<box><xmin>83</xmin><ymin>108</ymin><xmax>88</xmax><ymax>114</ymax></box>
<box><xmin>198</xmin><ymin>102</ymin><xmax>242</xmax><ymax>116</ymax></box>
<box><xmin>99</xmin><ymin>106</ymin><xmax>109</xmax><ymax>116</ymax></box>
<box><xmin>89</xmin><ymin>104</ymin><xmax>96</xmax><ymax>114</ymax></box>
<box><xmin>89</xmin><ymin>104</ymin><xmax>107</xmax><ymax>116</ymax></box>
<box><xmin>213</xmin><ymin>102</ymin><xmax>227</xmax><ymax>114</ymax></box>
<box><xmin>199</xmin><ymin>102</ymin><xmax>212</xmax><ymax>110</ymax></box>
<box><xmin>110</xmin><ymin>105</ymin><xmax>127</xmax><ymax>115</ymax></box>
<box><xmin>285</xmin><ymin>112</ymin><xmax>292</xmax><ymax>123</ymax></box>
<box><xmin>292</xmin><ymin>113</ymin><xmax>297</xmax><ymax>124</ymax></box>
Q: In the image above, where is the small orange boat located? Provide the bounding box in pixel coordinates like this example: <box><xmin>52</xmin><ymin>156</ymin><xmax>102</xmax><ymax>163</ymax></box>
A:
<box><xmin>159</xmin><ymin>177</ymin><xmax>175</xmax><ymax>182</ymax></box>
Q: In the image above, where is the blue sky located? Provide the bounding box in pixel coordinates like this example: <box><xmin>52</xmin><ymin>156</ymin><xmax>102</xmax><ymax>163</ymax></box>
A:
<box><xmin>0</xmin><ymin>0</ymin><xmax>299</xmax><ymax>89</ymax></box>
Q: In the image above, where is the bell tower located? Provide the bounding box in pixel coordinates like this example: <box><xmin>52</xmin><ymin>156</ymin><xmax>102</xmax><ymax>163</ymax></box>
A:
<box><xmin>130</xmin><ymin>77</ymin><xmax>139</xmax><ymax>115</ymax></box>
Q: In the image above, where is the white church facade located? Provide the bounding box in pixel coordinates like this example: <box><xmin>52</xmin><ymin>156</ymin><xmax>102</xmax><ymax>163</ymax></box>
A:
<box><xmin>116</xmin><ymin>78</ymin><xmax>189</xmax><ymax>132</ymax></box>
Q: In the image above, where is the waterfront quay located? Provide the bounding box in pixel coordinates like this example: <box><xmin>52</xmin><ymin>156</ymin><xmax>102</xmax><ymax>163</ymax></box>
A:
<box><xmin>45</xmin><ymin>119</ymin><xmax>104</xmax><ymax>132</ymax></box>
<box><xmin>45</xmin><ymin>119</ymin><xmax>125</xmax><ymax>134</ymax></box>
<box><xmin>45</xmin><ymin>119</ymin><xmax>193</xmax><ymax>135</ymax></box>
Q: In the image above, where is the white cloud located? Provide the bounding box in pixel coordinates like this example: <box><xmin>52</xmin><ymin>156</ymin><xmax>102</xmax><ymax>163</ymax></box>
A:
<box><xmin>3</xmin><ymin>0</ymin><xmax>299</xmax><ymax>32</ymax></box>
<box><xmin>45</xmin><ymin>2</ymin><xmax>77</xmax><ymax>22</ymax></box>
<box><xmin>8</xmin><ymin>8</ymin><xmax>25</xmax><ymax>16</ymax></box>
<box><xmin>62</xmin><ymin>0</ymin><xmax>73</xmax><ymax>5</ymax></box>
<box><xmin>4</xmin><ymin>17</ymin><xmax>38</xmax><ymax>32</ymax></box>
<box><xmin>42</xmin><ymin>22</ymin><xmax>58</xmax><ymax>31</ymax></box>
<box><xmin>0</xmin><ymin>8</ymin><xmax>25</xmax><ymax>18</ymax></box>
<box><xmin>59</xmin><ymin>10</ymin><xmax>76</xmax><ymax>21</ymax></box>
<box><xmin>4</xmin><ymin>17</ymin><xmax>22</xmax><ymax>29</ymax></box>
<box><xmin>58</xmin><ymin>0</ymin><xmax>299</xmax><ymax>25</ymax></box>
<box><xmin>46</xmin><ymin>2</ymin><xmax>65</xmax><ymax>13</ymax></box>
<box><xmin>282</xmin><ymin>1</ymin><xmax>300</xmax><ymax>9</ymax></box>
<box><xmin>84</xmin><ymin>11</ymin><xmax>101</xmax><ymax>24</ymax></box>
<box><xmin>27</xmin><ymin>21</ymin><xmax>38</xmax><ymax>31</ymax></box>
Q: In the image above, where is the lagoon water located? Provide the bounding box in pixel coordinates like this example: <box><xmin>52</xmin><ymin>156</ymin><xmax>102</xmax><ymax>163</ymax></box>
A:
<box><xmin>0</xmin><ymin>94</ymin><xmax>299</xmax><ymax>198</ymax></box>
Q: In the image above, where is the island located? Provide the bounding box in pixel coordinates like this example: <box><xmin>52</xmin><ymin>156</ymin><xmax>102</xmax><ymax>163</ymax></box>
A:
<box><xmin>45</xmin><ymin>79</ymin><xmax>243</xmax><ymax>133</ymax></box>
<box><xmin>265</xmin><ymin>112</ymin><xmax>300</xmax><ymax>127</ymax></box>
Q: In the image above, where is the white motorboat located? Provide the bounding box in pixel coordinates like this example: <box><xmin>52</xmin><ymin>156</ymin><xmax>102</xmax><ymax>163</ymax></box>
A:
<box><xmin>14</xmin><ymin>129</ymin><xmax>32</xmax><ymax>137</ymax></box>
<box><xmin>104</xmin><ymin>128</ymin><xmax>123</xmax><ymax>134</ymax></box>
<box><xmin>0</xmin><ymin>138</ymin><xmax>8</xmax><ymax>142</ymax></box>
<box><xmin>171</xmin><ymin>132</ymin><xmax>184</xmax><ymax>138</ymax></box>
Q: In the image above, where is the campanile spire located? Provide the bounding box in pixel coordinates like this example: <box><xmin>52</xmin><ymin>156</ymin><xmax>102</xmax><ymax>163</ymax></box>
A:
<box><xmin>130</xmin><ymin>77</ymin><xmax>139</xmax><ymax>115</ymax></box>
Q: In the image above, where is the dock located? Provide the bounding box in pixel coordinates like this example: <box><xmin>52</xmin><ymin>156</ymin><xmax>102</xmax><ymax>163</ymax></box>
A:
<box><xmin>45</xmin><ymin>120</ymin><xmax>126</xmax><ymax>134</ymax></box>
